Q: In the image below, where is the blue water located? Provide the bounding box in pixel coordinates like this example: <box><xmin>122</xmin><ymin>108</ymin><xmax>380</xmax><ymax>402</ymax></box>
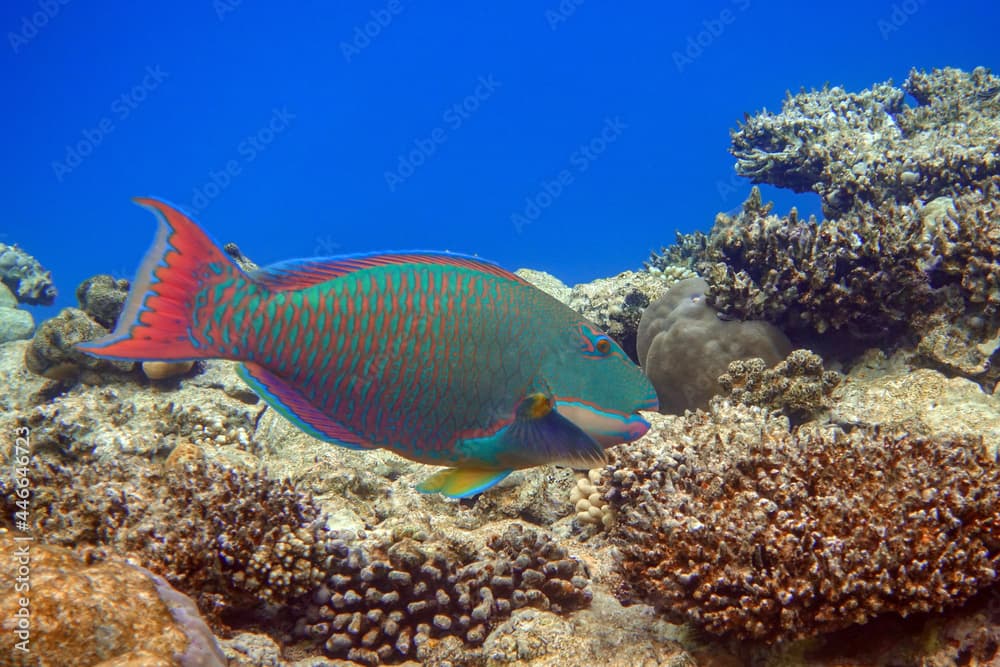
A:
<box><xmin>2</xmin><ymin>1</ymin><xmax>996</xmax><ymax>316</ymax></box>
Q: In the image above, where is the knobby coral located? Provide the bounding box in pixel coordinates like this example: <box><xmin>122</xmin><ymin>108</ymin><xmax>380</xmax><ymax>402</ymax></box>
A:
<box><xmin>299</xmin><ymin>524</ymin><xmax>591</xmax><ymax>664</ymax></box>
<box><xmin>603</xmin><ymin>403</ymin><xmax>1000</xmax><ymax>642</ymax></box>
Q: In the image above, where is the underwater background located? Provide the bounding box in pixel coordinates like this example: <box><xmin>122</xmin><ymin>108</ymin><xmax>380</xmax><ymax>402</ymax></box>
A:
<box><xmin>2</xmin><ymin>1</ymin><xmax>998</xmax><ymax>309</ymax></box>
<box><xmin>2</xmin><ymin>2</ymin><xmax>1000</xmax><ymax>667</ymax></box>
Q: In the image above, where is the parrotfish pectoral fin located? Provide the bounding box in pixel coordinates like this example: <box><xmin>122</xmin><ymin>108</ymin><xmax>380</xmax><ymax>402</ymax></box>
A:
<box><xmin>238</xmin><ymin>362</ymin><xmax>373</xmax><ymax>451</ymax></box>
<box><xmin>500</xmin><ymin>391</ymin><xmax>608</xmax><ymax>470</ymax></box>
<box><xmin>75</xmin><ymin>198</ymin><xmax>245</xmax><ymax>362</ymax></box>
<box><xmin>416</xmin><ymin>468</ymin><xmax>513</xmax><ymax>498</ymax></box>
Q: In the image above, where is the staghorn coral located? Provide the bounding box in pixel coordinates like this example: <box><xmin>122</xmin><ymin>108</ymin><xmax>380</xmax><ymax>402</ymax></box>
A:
<box><xmin>718</xmin><ymin>349</ymin><xmax>841</xmax><ymax>424</ymax></box>
<box><xmin>603</xmin><ymin>403</ymin><xmax>1000</xmax><ymax>643</ymax></box>
<box><xmin>730</xmin><ymin>67</ymin><xmax>1000</xmax><ymax>218</ymax></box>
<box><xmin>299</xmin><ymin>523</ymin><xmax>592</xmax><ymax>664</ymax></box>
<box><xmin>0</xmin><ymin>242</ymin><xmax>57</xmax><ymax>305</ymax></box>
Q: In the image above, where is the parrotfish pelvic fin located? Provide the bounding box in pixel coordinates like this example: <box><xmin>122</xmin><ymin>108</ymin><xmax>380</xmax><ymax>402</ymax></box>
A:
<box><xmin>75</xmin><ymin>197</ymin><xmax>252</xmax><ymax>362</ymax></box>
<box><xmin>237</xmin><ymin>363</ymin><xmax>374</xmax><ymax>450</ymax></box>
<box><xmin>416</xmin><ymin>468</ymin><xmax>513</xmax><ymax>498</ymax></box>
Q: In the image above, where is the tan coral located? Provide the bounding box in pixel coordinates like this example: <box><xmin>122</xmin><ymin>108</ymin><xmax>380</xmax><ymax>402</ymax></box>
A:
<box><xmin>570</xmin><ymin>469</ymin><xmax>614</xmax><ymax>529</ymax></box>
<box><xmin>142</xmin><ymin>360</ymin><xmax>195</xmax><ymax>380</ymax></box>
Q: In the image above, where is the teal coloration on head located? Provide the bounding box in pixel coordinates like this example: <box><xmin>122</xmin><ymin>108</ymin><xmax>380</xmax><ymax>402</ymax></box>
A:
<box><xmin>539</xmin><ymin>316</ymin><xmax>659</xmax><ymax>446</ymax></box>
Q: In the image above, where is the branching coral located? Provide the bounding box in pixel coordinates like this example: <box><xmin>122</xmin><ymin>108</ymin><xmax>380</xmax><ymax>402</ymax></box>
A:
<box><xmin>602</xmin><ymin>403</ymin><xmax>1000</xmax><ymax>642</ymax></box>
<box><xmin>730</xmin><ymin>67</ymin><xmax>1000</xmax><ymax>217</ymax></box>
<box><xmin>718</xmin><ymin>349</ymin><xmax>841</xmax><ymax>424</ymax></box>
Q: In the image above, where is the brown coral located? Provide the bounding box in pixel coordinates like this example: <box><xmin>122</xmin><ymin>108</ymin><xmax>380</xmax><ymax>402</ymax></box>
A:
<box><xmin>718</xmin><ymin>349</ymin><xmax>841</xmax><ymax>424</ymax></box>
<box><xmin>299</xmin><ymin>523</ymin><xmax>592</xmax><ymax>664</ymax></box>
<box><xmin>604</xmin><ymin>403</ymin><xmax>1000</xmax><ymax>642</ymax></box>
<box><xmin>0</xmin><ymin>457</ymin><xmax>337</xmax><ymax>618</ymax></box>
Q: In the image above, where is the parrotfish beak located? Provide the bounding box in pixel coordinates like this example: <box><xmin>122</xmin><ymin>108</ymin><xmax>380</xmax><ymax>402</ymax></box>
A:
<box><xmin>557</xmin><ymin>402</ymin><xmax>653</xmax><ymax>448</ymax></box>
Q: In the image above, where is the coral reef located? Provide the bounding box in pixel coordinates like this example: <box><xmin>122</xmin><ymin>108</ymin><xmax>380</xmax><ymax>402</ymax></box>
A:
<box><xmin>694</xmin><ymin>184</ymin><xmax>1000</xmax><ymax>378</ymax></box>
<box><xmin>23</xmin><ymin>307</ymin><xmax>134</xmax><ymax>382</ymax></box>
<box><xmin>636</xmin><ymin>277</ymin><xmax>791</xmax><ymax>414</ymax></box>
<box><xmin>515</xmin><ymin>268</ymin><xmax>572</xmax><ymax>303</ymax></box>
<box><xmin>1</xmin><ymin>456</ymin><xmax>338</xmax><ymax>618</ymax></box>
<box><xmin>0</xmin><ymin>242</ymin><xmax>56</xmax><ymax>305</ymax></box>
<box><xmin>298</xmin><ymin>523</ymin><xmax>592</xmax><ymax>663</ymax></box>
<box><xmin>671</xmin><ymin>67</ymin><xmax>1000</xmax><ymax>385</ymax></box>
<box><xmin>603</xmin><ymin>403</ymin><xmax>1000</xmax><ymax>642</ymax></box>
<box><xmin>730</xmin><ymin>66</ymin><xmax>1000</xmax><ymax>218</ymax></box>
<box><xmin>75</xmin><ymin>274</ymin><xmax>130</xmax><ymax>329</ymax></box>
<box><xmin>0</xmin><ymin>529</ymin><xmax>225</xmax><ymax>667</ymax></box>
<box><xmin>567</xmin><ymin>270</ymin><xmax>673</xmax><ymax>362</ymax></box>
<box><xmin>718</xmin><ymin>349</ymin><xmax>841</xmax><ymax>424</ymax></box>
<box><xmin>0</xmin><ymin>283</ymin><xmax>33</xmax><ymax>344</ymax></box>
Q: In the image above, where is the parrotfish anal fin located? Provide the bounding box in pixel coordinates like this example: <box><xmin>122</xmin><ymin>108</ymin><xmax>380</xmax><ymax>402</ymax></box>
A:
<box><xmin>416</xmin><ymin>468</ymin><xmax>513</xmax><ymax>498</ymax></box>
<box><xmin>501</xmin><ymin>391</ymin><xmax>607</xmax><ymax>469</ymax></box>
<box><xmin>250</xmin><ymin>251</ymin><xmax>526</xmax><ymax>292</ymax></box>
<box><xmin>237</xmin><ymin>362</ymin><xmax>373</xmax><ymax>450</ymax></box>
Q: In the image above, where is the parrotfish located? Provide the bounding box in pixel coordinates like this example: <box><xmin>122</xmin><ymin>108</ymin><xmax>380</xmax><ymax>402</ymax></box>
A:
<box><xmin>77</xmin><ymin>199</ymin><xmax>658</xmax><ymax>497</ymax></box>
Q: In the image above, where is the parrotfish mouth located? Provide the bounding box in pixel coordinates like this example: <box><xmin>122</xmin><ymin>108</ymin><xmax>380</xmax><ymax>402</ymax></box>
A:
<box><xmin>557</xmin><ymin>402</ymin><xmax>653</xmax><ymax>448</ymax></box>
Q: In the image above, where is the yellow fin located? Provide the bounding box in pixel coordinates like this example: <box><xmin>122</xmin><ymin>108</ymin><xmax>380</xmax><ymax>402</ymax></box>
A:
<box><xmin>416</xmin><ymin>468</ymin><xmax>512</xmax><ymax>498</ymax></box>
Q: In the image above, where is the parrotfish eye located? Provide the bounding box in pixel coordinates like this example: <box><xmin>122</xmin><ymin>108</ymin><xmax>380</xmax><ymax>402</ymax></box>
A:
<box><xmin>596</xmin><ymin>336</ymin><xmax>612</xmax><ymax>355</ymax></box>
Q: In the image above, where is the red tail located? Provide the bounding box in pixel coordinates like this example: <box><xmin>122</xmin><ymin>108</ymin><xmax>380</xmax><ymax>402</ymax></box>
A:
<box><xmin>76</xmin><ymin>198</ymin><xmax>242</xmax><ymax>361</ymax></box>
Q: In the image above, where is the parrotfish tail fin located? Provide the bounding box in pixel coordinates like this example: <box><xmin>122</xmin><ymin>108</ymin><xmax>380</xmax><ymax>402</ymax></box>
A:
<box><xmin>76</xmin><ymin>197</ymin><xmax>247</xmax><ymax>362</ymax></box>
<box><xmin>416</xmin><ymin>468</ymin><xmax>513</xmax><ymax>498</ymax></box>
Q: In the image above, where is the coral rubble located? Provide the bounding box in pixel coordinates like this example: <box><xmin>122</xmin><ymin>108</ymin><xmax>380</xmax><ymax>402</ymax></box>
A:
<box><xmin>604</xmin><ymin>404</ymin><xmax>1000</xmax><ymax>642</ymax></box>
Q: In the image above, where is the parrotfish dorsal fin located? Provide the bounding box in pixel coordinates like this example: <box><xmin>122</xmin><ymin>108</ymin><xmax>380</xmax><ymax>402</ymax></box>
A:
<box><xmin>251</xmin><ymin>251</ymin><xmax>526</xmax><ymax>292</ymax></box>
<box><xmin>237</xmin><ymin>362</ymin><xmax>373</xmax><ymax>450</ymax></box>
<box><xmin>416</xmin><ymin>468</ymin><xmax>513</xmax><ymax>498</ymax></box>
